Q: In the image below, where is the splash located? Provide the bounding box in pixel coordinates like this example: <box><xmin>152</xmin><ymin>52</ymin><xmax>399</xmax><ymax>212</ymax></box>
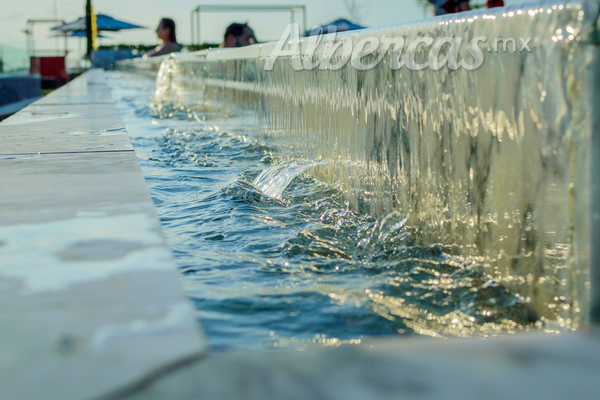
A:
<box><xmin>252</xmin><ymin>160</ymin><xmax>327</xmax><ymax>199</ymax></box>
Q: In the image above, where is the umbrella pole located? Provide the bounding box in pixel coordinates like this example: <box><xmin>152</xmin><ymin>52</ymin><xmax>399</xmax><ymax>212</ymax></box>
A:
<box><xmin>85</xmin><ymin>0</ymin><xmax>92</xmax><ymax>60</ymax></box>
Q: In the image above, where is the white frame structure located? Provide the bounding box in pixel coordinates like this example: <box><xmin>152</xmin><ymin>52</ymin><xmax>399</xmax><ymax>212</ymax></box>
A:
<box><xmin>190</xmin><ymin>4</ymin><xmax>307</xmax><ymax>45</ymax></box>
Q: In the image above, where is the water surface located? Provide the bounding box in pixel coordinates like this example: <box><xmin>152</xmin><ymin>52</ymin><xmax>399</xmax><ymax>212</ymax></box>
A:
<box><xmin>108</xmin><ymin>71</ymin><xmax>538</xmax><ymax>350</ymax></box>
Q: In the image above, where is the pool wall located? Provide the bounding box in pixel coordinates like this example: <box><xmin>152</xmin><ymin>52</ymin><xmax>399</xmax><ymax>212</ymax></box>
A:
<box><xmin>119</xmin><ymin>0</ymin><xmax>600</xmax><ymax>328</ymax></box>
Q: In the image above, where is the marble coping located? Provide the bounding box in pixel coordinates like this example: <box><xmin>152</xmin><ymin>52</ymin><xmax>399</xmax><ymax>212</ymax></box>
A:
<box><xmin>0</xmin><ymin>69</ymin><xmax>207</xmax><ymax>400</ymax></box>
<box><xmin>121</xmin><ymin>331</ymin><xmax>600</xmax><ymax>400</ymax></box>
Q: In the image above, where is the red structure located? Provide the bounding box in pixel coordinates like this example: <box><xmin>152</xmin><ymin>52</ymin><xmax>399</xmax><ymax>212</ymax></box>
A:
<box><xmin>25</xmin><ymin>19</ymin><xmax>69</xmax><ymax>90</ymax></box>
<box><xmin>29</xmin><ymin>56</ymin><xmax>68</xmax><ymax>81</ymax></box>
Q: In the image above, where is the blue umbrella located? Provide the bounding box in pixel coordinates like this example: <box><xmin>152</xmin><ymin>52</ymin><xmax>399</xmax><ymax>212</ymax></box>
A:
<box><xmin>305</xmin><ymin>19</ymin><xmax>366</xmax><ymax>36</ymax></box>
<box><xmin>51</xmin><ymin>30</ymin><xmax>110</xmax><ymax>38</ymax></box>
<box><xmin>51</xmin><ymin>14</ymin><xmax>145</xmax><ymax>32</ymax></box>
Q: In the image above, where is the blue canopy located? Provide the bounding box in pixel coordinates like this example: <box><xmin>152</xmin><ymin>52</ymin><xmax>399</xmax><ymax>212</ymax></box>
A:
<box><xmin>305</xmin><ymin>19</ymin><xmax>366</xmax><ymax>36</ymax></box>
<box><xmin>51</xmin><ymin>30</ymin><xmax>109</xmax><ymax>38</ymax></box>
<box><xmin>51</xmin><ymin>14</ymin><xmax>145</xmax><ymax>32</ymax></box>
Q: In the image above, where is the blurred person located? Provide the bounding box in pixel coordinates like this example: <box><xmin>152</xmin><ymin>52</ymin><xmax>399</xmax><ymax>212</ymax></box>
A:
<box><xmin>147</xmin><ymin>18</ymin><xmax>181</xmax><ymax>57</ymax></box>
<box><xmin>220</xmin><ymin>23</ymin><xmax>257</xmax><ymax>48</ymax></box>
<box><xmin>429</xmin><ymin>0</ymin><xmax>471</xmax><ymax>16</ymax></box>
<box><xmin>487</xmin><ymin>0</ymin><xmax>504</xmax><ymax>8</ymax></box>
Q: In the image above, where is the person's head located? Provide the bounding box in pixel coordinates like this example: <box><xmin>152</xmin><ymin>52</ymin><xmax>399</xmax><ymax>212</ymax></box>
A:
<box><xmin>222</xmin><ymin>23</ymin><xmax>257</xmax><ymax>48</ymax></box>
<box><xmin>156</xmin><ymin>18</ymin><xmax>177</xmax><ymax>43</ymax></box>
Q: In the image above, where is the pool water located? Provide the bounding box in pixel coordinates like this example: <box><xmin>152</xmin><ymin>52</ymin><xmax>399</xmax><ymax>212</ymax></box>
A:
<box><xmin>108</xmin><ymin>71</ymin><xmax>539</xmax><ymax>351</ymax></box>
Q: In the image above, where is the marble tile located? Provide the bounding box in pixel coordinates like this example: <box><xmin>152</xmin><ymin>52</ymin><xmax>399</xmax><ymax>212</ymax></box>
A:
<box><xmin>0</xmin><ymin>152</ymin><xmax>151</xmax><ymax>224</ymax></box>
<box><xmin>0</xmin><ymin>98</ymin><xmax>131</xmax><ymax>155</ymax></box>
<box><xmin>37</xmin><ymin>70</ymin><xmax>114</xmax><ymax>105</ymax></box>
<box><xmin>124</xmin><ymin>332</ymin><xmax>600</xmax><ymax>400</ymax></box>
<box><xmin>0</xmin><ymin>303</ymin><xmax>205</xmax><ymax>400</ymax></box>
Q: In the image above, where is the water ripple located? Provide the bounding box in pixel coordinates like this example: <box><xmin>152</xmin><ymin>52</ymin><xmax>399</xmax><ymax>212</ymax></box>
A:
<box><xmin>110</xmin><ymin>72</ymin><xmax>539</xmax><ymax>351</ymax></box>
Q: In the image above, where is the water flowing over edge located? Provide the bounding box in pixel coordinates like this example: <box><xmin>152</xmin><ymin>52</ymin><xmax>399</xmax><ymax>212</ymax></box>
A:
<box><xmin>117</xmin><ymin>0</ymin><xmax>599</xmax><ymax>332</ymax></box>
<box><xmin>252</xmin><ymin>160</ymin><xmax>330</xmax><ymax>199</ymax></box>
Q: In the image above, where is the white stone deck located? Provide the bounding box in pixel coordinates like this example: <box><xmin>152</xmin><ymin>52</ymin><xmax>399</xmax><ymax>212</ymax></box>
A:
<box><xmin>0</xmin><ymin>70</ymin><xmax>207</xmax><ymax>400</ymax></box>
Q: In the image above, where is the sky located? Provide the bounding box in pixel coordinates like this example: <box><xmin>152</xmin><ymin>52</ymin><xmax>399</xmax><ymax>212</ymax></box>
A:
<box><xmin>0</xmin><ymin>0</ymin><xmax>524</xmax><ymax>68</ymax></box>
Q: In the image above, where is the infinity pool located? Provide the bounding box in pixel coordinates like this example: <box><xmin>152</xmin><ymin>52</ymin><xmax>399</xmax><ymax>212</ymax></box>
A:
<box><xmin>107</xmin><ymin>71</ymin><xmax>538</xmax><ymax>350</ymax></box>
